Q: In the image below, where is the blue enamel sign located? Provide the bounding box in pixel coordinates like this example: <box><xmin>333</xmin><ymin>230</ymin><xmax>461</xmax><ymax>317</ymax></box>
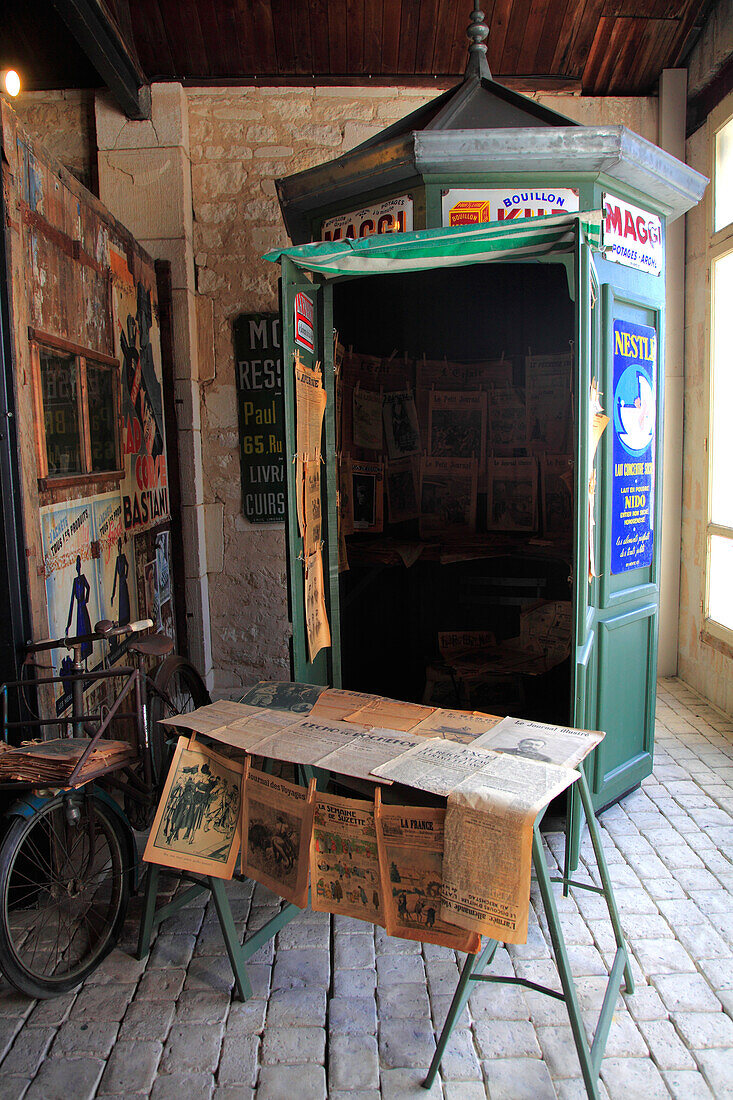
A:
<box><xmin>611</xmin><ymin>320</ymin><xmax>657</xmax><ymax>574</ymax></box>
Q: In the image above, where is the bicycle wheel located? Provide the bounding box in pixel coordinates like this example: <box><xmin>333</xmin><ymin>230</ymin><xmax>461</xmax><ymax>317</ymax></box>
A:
<box><xmin>0</xmin><ymin>792</ymin><xmax>130</xmax><ymax>998</ymax></box>
<box><xmin>149</xmin><ymin>655</ymin><xmax>210</xmax><ymax>791</ymax></box>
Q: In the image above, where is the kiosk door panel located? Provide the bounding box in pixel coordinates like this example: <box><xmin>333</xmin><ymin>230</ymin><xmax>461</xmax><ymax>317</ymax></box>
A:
<box><xmin>281</xmin><ymin>259</ymin><xmax>341</xmax><ymax>686</ymax></box>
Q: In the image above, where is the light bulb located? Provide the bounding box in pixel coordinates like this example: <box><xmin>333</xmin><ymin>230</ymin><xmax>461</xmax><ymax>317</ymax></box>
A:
<box><xmin>3</xmin><ymin>71</ymin><xmax>21</xmax><ymax>97</ymax></box>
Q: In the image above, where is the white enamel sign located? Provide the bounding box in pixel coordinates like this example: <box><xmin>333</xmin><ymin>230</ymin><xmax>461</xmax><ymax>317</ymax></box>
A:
<box><xmin>321</xmin><ymin>196</ymin><xmax>413</xmax><ymax>241</ymax></box>
<box><xmin>442</xmin><ymin>188</ymin><xmax>579</xmax><ymax>226</ymax></box>
<box><xmin>602</xmin><ymin>195</ymin><xmax>663</xmax><ymax>277</ymax></box>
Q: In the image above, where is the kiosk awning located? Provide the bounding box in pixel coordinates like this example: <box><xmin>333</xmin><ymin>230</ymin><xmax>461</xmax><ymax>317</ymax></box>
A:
<box><xmin>265</xmin><ymin>211</ymin><xmax>603</xmax><ymax>279</ymax></box>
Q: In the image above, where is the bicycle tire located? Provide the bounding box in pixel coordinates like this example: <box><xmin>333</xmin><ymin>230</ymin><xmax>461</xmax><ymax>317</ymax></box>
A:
<box><xmin>149</xmin><ymin>655</ymin><xmax>210</xmax><ymax>791</ymax></box>
<box><xmin>0</xmin><ymin>792</ymin><xmax>130</xmax><ymax>998</ymax></box>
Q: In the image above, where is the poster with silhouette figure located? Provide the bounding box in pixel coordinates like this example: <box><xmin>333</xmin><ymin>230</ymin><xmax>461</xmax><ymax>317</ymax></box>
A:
<box><xmin>40</xmin><ymin>498</ymin><xmax>103</xmax><ymax>714</ymax></box>
<box><xmin>111</xmin><ymin>253</ymin><xmax>170</xmax><ymax>534</ymax></box>
<box><xmin>93</xmin><ymin>493</ymin><xmax>138</xmax><ymax>642</ymax></box>
<box><xmin>144</xmin><ymin>736</ymin><xmax>243</xmax><ymax>878</ymax></box>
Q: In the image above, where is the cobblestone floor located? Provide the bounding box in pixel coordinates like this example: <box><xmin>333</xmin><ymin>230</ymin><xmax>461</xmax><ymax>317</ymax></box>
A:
<box><xmin>0</xmin><ymin>677</ymin><xmax>731</xmax><ymax>1099</ymax></box>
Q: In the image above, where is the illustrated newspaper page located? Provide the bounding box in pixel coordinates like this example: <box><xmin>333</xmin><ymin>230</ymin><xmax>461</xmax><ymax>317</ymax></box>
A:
<box><xmin>310</xmin><ymin>792</ymin><xmax>385</xmax><ymax>926</ymax></box>
<box><xmin>144</xmin><ymin>736</ymin><xmax>242</xmax><ymax>879</ymax></box>
<box><xmin>473</xmin><ymin>716</ymin><xmax>604</xmax><ymax>770</ymax></box>
<box><xmin>295</xmin><ymin>358</ymin><xmax>326</xmax><ymax>535</ymax></box>
<box><xmin>241</xmin><ymin>762</ymin><xmax>315</xmax><ymax>908</ymax></box>
<box><xmin>375</xmin><ymin>794</ymin><xmax>481</xmax><ymax>953</ymax></box>
<box><xmin>305</xmin><ymin>549</ymin><xmax>331</xmax><ymax>662</ymax></box>
<box><xmin>372</xmin><ymin>739</ymin><xmax>577</xmax><ymax>943</ymax></box>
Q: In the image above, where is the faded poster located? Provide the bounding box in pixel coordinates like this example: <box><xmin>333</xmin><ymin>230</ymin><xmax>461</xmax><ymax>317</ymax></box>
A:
<box><xmin>383</xmin><ymin>390</ymin><xmax>421</xmax><ymax>459</ymax></box>
<box><xmin>386</xmin><ymin>457</ymin><xmax>420</xmax><ymax>523</ymax></box>
<box><xmin>420</xmin><ymin>457</ymin><xmax>478</xmax><ymax>538</ymax></box>
<box><xmin>352</xmin><ymin>386</ymin><xmax>383</xmax><ymax>450</ymax></box>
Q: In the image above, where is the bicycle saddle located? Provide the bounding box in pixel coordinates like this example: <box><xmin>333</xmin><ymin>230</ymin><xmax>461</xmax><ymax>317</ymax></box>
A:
<box><xmin>128</xmin><ymin>633</ymin><xmax>174</xmax><ymax>657</ymax></box>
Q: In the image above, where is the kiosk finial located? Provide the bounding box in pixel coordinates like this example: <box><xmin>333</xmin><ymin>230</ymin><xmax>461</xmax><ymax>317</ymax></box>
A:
<box><xmin>465</xmin><ymin>8</ymin><xmax>491</xmax><ymax>80</ymax></box>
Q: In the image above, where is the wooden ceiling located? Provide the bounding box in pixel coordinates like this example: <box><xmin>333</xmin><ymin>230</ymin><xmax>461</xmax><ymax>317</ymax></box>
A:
<box><xmin>118</xmin><ymin>0</ymin><xmax>708</xmax><ymax>95</ymax></box>
<box><xmin>5</xmin><ymin>0</ymin><xmax>710</xmax><ymax>98</ymax></box>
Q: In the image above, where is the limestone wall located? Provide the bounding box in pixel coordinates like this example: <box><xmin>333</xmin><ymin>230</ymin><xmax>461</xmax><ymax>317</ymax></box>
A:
<box><xmin>187</xmin><ymin>86</ymin><xmax>658</xmax><ymax>694</ymax></box>
<box><xmin>10</xmin><ymin>90</ymin><xmax>97</xmax><ymax>191</ymax></box>
<box><xmin>679</xmin><ymin>88</ymin><xmax>733</xmax><ymax>715</ymax></box>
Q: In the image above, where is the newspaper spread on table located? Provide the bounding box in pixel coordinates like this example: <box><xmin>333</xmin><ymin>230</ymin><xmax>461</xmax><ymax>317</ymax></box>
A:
<box><xmin>473</xmin><ymin>716</ymin><xmax>604</xmax><ymax>770</ymax></box>
<box><xmin>372</xmin><ymin>739</ymin><xmax>578</xmax><ymax>942</ymax></box>
<box><xmin>310</xmin><ymin>791</ymin><xmax>385</xmax><ymax>926</ymax></box>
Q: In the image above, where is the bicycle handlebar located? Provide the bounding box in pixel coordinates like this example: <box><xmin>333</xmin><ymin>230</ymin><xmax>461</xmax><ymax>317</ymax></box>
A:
<box><xmin>23</xmin><ymin>619</ymin><xmax>154</xmax><ymax>655</ymax></box>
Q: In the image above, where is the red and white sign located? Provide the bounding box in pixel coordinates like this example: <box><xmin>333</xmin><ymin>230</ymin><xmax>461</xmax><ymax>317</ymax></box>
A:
<box><xmin>442</xmin><ymin>188</ymin><xmax>579</xmax><ymax>226</ymax></box>
<box><xmin>321</xmin><ymin>196</ymin><xmax>413</xmax><ymax>241</ymax></box>
<box><xmin>294</xmin><ymin>292</ymin><xmax>315</xmax><ymax>352</ymax></box>
<box><xmin>602</xmin><ymin>195</ymin><xmax>663</xmax><ymax>277</ymax></box>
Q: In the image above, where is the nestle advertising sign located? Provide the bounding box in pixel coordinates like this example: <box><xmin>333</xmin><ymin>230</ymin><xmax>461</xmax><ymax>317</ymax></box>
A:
<box><xmin>603</xmin><ymin>194</ymin><xmax>663</xmax><ymax>277</ymax></box>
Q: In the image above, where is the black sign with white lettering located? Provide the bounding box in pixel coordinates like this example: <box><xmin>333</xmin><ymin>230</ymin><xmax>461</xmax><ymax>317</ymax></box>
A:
<box><xmin>233</xmin><ymin>312</ymin><xmax>286</xmax><ymax>524</ymax></box>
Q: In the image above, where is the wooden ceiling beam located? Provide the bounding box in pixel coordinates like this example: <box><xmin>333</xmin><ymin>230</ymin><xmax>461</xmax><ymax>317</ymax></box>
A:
<box><xmin>51</xmin><ymin>0</ymin><xmax>149</xmax><ymax>117</ymax></box>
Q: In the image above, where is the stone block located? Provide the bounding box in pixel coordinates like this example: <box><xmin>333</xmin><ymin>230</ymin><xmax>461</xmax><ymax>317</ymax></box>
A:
<box><xmin>197</xmin><ymin>295</ymin><xmax>216</xmax><ymax>380</ymax></box>
<box><xmin>329</xmin><ymin>1033</ymin><xmax>379</xmax><ymax>1090</ymax></box>
<box><xmin>1</xmin><ymin>1027</ymin><xmax>54</xmax><ymax>1076</ymax></box>
<box><xmin>379</xmin><ymin>1018</ymin><xmax>436</xmax><ymax>1069</ymax></box>
<box><xmin>119</xmin><ymin>1000</ymin><xmax>176</xmax><ymax>1041</ymax></box>
<box><xmin>328</xmin><ymin>995</ymin><xmax>377</xmax><ymax>1035</ymax></box>
<box><xmin>265</xmin><ymin>987</ymin><xmax>326</xmax><ymax>1028</ymax></box>
<box><xmin>437</xmin><ymin>1028</ymin><xmax>482</xmax><ymax>1081</ymax></box>
<box><xmin>377</xmin><ymin>981</ymin><xmax>431</xmax><ymax>1019</ymax></box>
<box><xmin>151</xmin><ymin>1073</ymin><xmax>214</xmax><ymax>1100</ymax></box>
<box><xmin>53</xmin><ymin>1020</ymin><xmax>119</xmax><ymax>1057</ymax></box>
<box><xmin>380</xmin><ymin>1067</ymin><xmax>444</xmax><ymax>1098</ymax></box>
<box><xmin>600</xmin><ymin>1056</ymin><xmax>673</xmax><ymax>1100</ymax></box>
<box><xmin>160</xmin><ymin>1023</ymin><xmax>223</xmax><ymax>1074</ymax></box>
<box><xmin>377</xmin><ymin>953</ymin><xmax>426</xmax><ymax>986</ymax></box>
<box><xmin>70</xmin><ymin>984</ymin><xmax>136</xmax><ymax>1022</ymax></box>
<box><xmin>25</xmin><ymin>1056</ymin><xmax>105</xmax><ymax>1100</ymax></box>
<box><xmin>151</xmin><ymin>83</ymin><xmax>190</xmax><ymax>150</ymax></box>
<box><xmin>216</xmin><ymin>1034</ymin><xmax>259</xmax><ymax>1086</ymax></box>
<box><xmin>482</xmin><ymin>1057</ymin><xmax>556</xmax><ymax>1100</ymax></box>
<box><xmin>98</xmin><ymin>1039</ymin><xmax>163</xmax><ymax>1094</ymax></box>
<box><xmin>170</xmin><ymin>286</ymin><xmax>201</xmax><ymax>381</ymax></box>
<box><xmin>271</xmin><ymin>948</ymin><xmax>330</xmax><ymax>990</ymax></box>
<box><xmin>260</xmin><ymin>1025</ymin><xmax>325</xmax><ymax>1065</ymax></box>
<box><xmin>331</xmin><ymin>968</ymin><xmax>377</xmax><ymax>998</ymax></box>
<box><xmin>660</xmin><ymin>1069</ymin><xmax>715</xmax><ymax>1099</ymax></box>
<box><xmin>256</xmin><ymin>1064</ymin><xmax>326</xmax><ymax>1100</ymax></box>
<box><xmin>476</xmin><ymin>1019</ymin><xmax>541</xmax><ymax>1060</ymax></box>
<box><xmin>653</xmin><ymin>972</ymin><xmax>721</xmax><ymax>1013</ymax></box>
<box><xmin>334</xmin><ymin>934</ymin><xmax>375</xmax><ymax>970</ymax></box>
<box><xmin>99</xmin><ymin>147</ymin><xmax>192</xmax><ymax>242</ymax></box>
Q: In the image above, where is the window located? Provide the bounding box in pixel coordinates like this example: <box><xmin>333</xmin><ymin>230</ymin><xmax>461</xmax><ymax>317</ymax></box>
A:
<box><xmin>705</xmin><ymin>116</ymin><xmax>733</xmax><ymax>640</ymax></box>
<box><xmin>31</xmin><ymin>331</ymin><xmax>122</xmax><ymax>485</ymax></box>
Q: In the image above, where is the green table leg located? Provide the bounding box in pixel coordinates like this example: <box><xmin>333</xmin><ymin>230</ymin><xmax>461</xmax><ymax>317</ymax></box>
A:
<box><xmin>209</xmin><ymin>876</ymin><xmax>253</xmax><ymax>1002</ymax></box>
<box><xmin>423</xmin><ymin>939</ymin><xmax>499</xmax><ymax>1090</ymax></box>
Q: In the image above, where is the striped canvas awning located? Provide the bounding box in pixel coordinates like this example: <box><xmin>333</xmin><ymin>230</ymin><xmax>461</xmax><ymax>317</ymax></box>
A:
<box><xmin>265</xmin><ymin>211</ymin><xmax>603</xmax><ymax>279</ymax></box>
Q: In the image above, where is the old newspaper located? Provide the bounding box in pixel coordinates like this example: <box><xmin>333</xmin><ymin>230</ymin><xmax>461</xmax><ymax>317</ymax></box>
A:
<box><xmin>305</xmin><ymin>549</ymin><xmax>331</xmax><ymax>662</ymax></box>
<box><xmin>295</xmin><ymin>357</ymin><xmax>326</xmax><ymax>536</ymax></box>
<box><xmin>375</xmin><ymin>792</ymin><xmax>481</xmax><ymax>953</ymax></box>
<box><xmin>474</xmin><ymin>716</ymin><xmax>604</xmax><ymax>769</ymax></box>
<box><xmin>241</xmin><ymin>762</ymin><xmax>315</xmax><ymax>908</ymax></box>
<box><xmin>310</xmin><ymin>792</ymin><xmax>385</xmax><ymax>926</ymax></box>
<box><xmin>372</xmin><ymin>739</ymin><xmax>577</xmax><ymax>942</ymax></box>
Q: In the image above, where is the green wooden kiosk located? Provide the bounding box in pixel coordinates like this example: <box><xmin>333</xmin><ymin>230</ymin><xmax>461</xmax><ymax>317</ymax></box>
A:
<box><xmin>267</xmin><ymin>13</ymin><xmax>706</xmax><ymax>841</ymax></box>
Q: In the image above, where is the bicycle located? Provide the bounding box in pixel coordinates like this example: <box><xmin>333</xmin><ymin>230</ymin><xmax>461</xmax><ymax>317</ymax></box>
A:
<box><xmin>0</xmin><ymin>619</ymin><xmax>209</xmax><ymax>998</ymax></box>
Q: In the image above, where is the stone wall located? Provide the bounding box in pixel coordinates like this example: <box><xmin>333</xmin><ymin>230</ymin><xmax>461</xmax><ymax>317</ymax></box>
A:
<box><xmin>687</xmin><ymin>0</ymin><xmax>733</xmax><ymax>99</ymax></box>
<box><xmin>10</xmin><ymin>89</ymin><xmax>97</xmax><ymax>191</ymax></box>
<box><xmin>679</xmin><ymin>87</ymin><xmax>733</xmax><ymax>715</ymax></box>
<box><xmin>188</xmin><ymin>86</ymin><xmax>658</xmax><ymax>694</ymax></box>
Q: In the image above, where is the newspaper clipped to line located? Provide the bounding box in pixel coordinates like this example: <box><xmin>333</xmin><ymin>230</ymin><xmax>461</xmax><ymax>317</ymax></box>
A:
<box><xmin>241</xmin><ymin>762</ymin><xmax>315</xmax><ymax>908</ymax></box>
<box><xmin>310</xmin><ymin>791</ymin><xmax>385</xmax><ymax>926</ymax></box>
<box><xmin>371</xmin><ymin>739</ymin><xmax>577</xmax><ymax>943</ymax></box>
<box><xmin>295</xmin><ymin>356</ymin><xmax>326</xmax><ymax>536</ymax></box>
<box><xmin>375</xmin><ymin>791</ymin><xmax>480</xmax><ymax>954</ymax></box>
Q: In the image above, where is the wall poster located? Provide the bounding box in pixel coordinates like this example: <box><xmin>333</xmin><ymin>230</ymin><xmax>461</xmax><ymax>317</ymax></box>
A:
<box><xmin>232</xmin><ymin>312</ymin><xmax>285</xmax><ymax>524</ymax></box>
<box><xmin>442</xmin><ymin>188</ymin><xmax>579</xmax><ymax>226</ymax></box>
<box><xmin>111</xmin><ymin>251</ymin><xmax>170</xmax><ymax>534</ymax></box>
<box><xmin>611</xmin><ymin>320</ymin><xmax>657</xmax><ymax>574</ymax></box>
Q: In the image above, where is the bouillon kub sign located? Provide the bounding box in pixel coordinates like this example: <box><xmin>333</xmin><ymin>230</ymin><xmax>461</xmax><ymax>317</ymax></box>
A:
<box><xmin>233</xmin><ymin>313</ymin><xmax>286</xmax><ymax>524</ymax></box>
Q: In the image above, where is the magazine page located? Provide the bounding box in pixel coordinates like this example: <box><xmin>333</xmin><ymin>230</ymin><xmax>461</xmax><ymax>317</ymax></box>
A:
<box><xmin>375</xmin><ymin>792</ymin><xmax>480</xmax><ymax>953</ymax></box>
<box><xmin>241</xmin><ymin>762</ymin><xmax>315</xmax><ymax>907</ymax></box>
<box><xmin>310</xmin><ymin>792</ymin><xmax>385</xmax><ymax>926</ymax></box>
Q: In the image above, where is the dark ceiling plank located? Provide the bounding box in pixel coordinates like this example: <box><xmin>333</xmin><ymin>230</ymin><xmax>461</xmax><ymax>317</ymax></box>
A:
<box><xmin>270</xmin><ymin>0</ymin><xmax>297</xmax><ymax>71</ymax></box>
<box><xmin>500</xmin><ymin>0</ymin><xmax>535</xmax><ymax>74</ymax></box>
<box><xmin>446</xmin><ymin>0</ymin><xmax>470</xmax><ymax>75</ymax></box>
<box><xmin>415</xmin><ymin>0</ymin><xmax>440</xmax><ymax>73</ymax></box>
<box><xmin>363</xmin><ymin>0</ymin><xmax>384</xmax><ymax>72</ymax></box>
<box><xmin>561</xmin><ymin>0</ymin><xmax>607</xmax><ymax>78</ymax></box>
<box><xmin>515</xmin><ymin>0</ymin><xmax>553</xmax><ymax>73</ymax></box>
<box><xmin>380</xmin><ymin>0</ymin><xmax>402</xmax><ymax>72</ymax></box>
<box><xmin>550</xmin><ymin>0</ymin><xmax>586</xmax><ymax>72</ymax></box>
<box><xmin>431</xmin><ymin>0</ymin><xmax>462</xmax><ymax>72</ymax></box>
<box><xmin>670</xmin><ymin>0</ymin><xmax>710</xmax><ymax>66</ymax></box>
<box><xmin>632</xmin><ymin>17</ymin><xmax>679</xmax><ymax>89</ymax></box>
<box><xmin>309</xmin><ymin>0</ymin><xmax>331</xmax><ymax>72</ymax></box>
<box><xmin>128</xmin><ymin>0</ymin><xmax>172</xmax><ymax>77</ymax></box>
<box><xmin>251</xmin><ymin>0</ymin><xmax>278</xmax><ymax>71</ymax></box>
<box><xmin>197</xmin><ymin>0</ymin><xmax>241</xmax><ymax>77</ymax></box>
<box><xmin>291</xmin><ymin>0</ymin><xmax>314</xmax><ymax>72</ymax></box>
<box><xmin>155</xmin><ymin>0</ymin><xmax>210</xmax><ymax>78</ymax></box>
<box><xmin>346</xmin><ymin>0</ymin><xmax>366</xmax><ymax>72</ymax></box>
<box><xmin>328</xmin><ymin>0</ymin><xmax>348</xmax><ymax>72</ymax></box>
<box><xmin>533</xmin><ymin>0</ymin><xmax>570</xmax><ymax>74</ymax></box>
<box><xmin>487</xmin><ymin>0</ymin><xmax>513</xmax><ymax>74</ymax></box>
<box><xmin>229</xmin><ymin>0</ymin><xmax>257</xmax><ymax>72</ymax></box>
<box><xmin>586</xmin><ymin>16</ymin><xmax>626</xmax><ymax>92</ymax></box>
<box><xmin>398</xmin><ymin>0</ymin><xmax>422</xmax><ymax>73</ymax></box>
<box><xmin>51</xmin><ymin>0</ymin><xmax>149</xmax><ymax>116</ymax></box>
